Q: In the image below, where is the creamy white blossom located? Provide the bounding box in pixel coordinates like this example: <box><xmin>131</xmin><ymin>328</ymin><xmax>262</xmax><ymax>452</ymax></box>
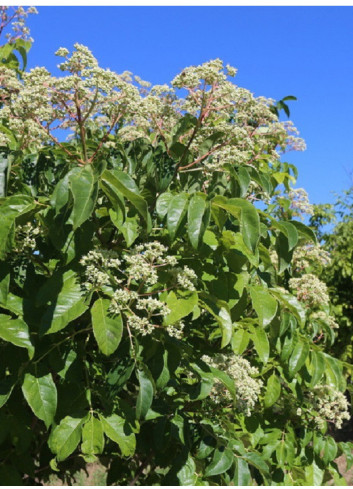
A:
<box><xmin>289</xmin><ymin>274</ymin><xmax>330</xmax><ymax>308</ymax></box>
<box><xmin>202</xmin><ymin>353</ymin><xmax>263</xmax><ymax>416</ymax></box>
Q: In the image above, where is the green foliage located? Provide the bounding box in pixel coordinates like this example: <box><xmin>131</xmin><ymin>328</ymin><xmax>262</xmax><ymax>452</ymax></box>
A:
<box><xmin>311</xmin><ymin>190</ymin><xmax>353</xmax><ymax>364</ymax></box>
<box><xmin>0</xmin><ymin>40</ymin><xmax>351</xmax><ymax>487</ymax></box>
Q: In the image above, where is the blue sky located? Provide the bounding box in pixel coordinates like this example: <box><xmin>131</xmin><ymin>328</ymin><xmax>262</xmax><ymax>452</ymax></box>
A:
<box><xmin>25</xmin><ymin>6</ymin><xmax>353</xmax><ymax>206</ymax></box>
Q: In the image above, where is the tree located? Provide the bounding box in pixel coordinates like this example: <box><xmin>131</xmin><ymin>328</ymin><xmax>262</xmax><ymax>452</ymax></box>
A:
<box><xmin>0</xmin><ymin>35</ymin><xmax>351</xmax><ymax>485</ymax></box>
<box><xmin>311</xmin><ymin>190</ymin><xmax>353</xmax><ymax>365</ymax></box>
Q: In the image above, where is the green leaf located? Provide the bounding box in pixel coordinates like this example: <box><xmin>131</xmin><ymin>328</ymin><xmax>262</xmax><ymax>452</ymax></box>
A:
<box><xmin>204</xmin><ymin>447</ymin><xmax>234</xmax><ymax>477</ymax></box>
<box><xmin>275</xmin><ymin>232</ymin><xmax>293</xmax><ymax>273</ymax></box>
<box><xmin>264</xmin><ymin>373</ymin><xmax>281</xmax><ymax>407</ymax></box>
<box><xmin>250</xmin><ymin>286</ymin><xmax>278</xmax><ymax>327</ymax></box>
<box><xmin>48</xmin><ymin>416</ymin><xmax>85</xmax><ymax>462</ymax></box>
<box><xmin>291</xmin><ymin>220</ymin><xmax>317</xmax><ymax>244</ymax></box>
<box><xmin>0</xmin><ymin>195</ymin><xmax>35</xmax><ymax>259</ymax></box>
<box><xmin>176</xmin><ymin>454</ymin><xmax>197</xmax><ymax>485</ymax></box>
<box><xmin>100</xmin><ymin>414</ymin><xmax>136</xmax><ymax>457</ymax></box>
<box><xmin>136</xmin><ymin>368</ymin><xmax>154</xmax><ymax>419</ymax></box>
<box><xmin>309</xmin><ymin>351</ymin><xmax>325</xmax><ymax>387</ymax></box>
<box><xmin>271</xmin><ymin>288</ymin><xmax>306</xmax><ymax>327</ymax></box>
<box><xmin>22</xmin><ymin>372</ymin><xmax>57</xmax><ymax>429</ymax></box>
<box><xmin>0</xmin><ymin>261</ymin><xmax>10</xmax><ymax>305</ymax></box>
<box><xmin>277</xmin><ymin>221</ymin><xmax>298</xmax><ymax>250</ymax></box>
<box><xmin>288</xmin><ymin>340</ymin><xmax>309</xmax><ymax>376</ymax></box>
<box><xmin>167</xmin><ymin>193</ymin><xmax>189</xmax><ymax>241</ymax></box>
<box><xmin>0</xmin><ymin>314</ymin><xmax>34</xmax><ymax>358</ymax></box>
<box><xmin>250</xmin><ymin>326</ymin><xmax>270</xmax><ymax>364</ymax></box>
<box><xmin>241</xmin><ymin>452</ymin><xmax>269</xmax><ymax>475</ymax></box>
<box><xmin>304</xmin><ymin>461</ymin><xmax>324</xmax><ymax>486</ymax></box>
<box><xmin>322</xmin><ymin>437</ymin><xmax>337</xmax><ymax>465</ymax></box>
<box><xmin>120</xmin><ymin>218</ymin><xmax>139</xmax><ymax>247</ymax></box>
<box><xmin>69</xmin><ymin>165</ymin><xmax>98</xmax><ymax>229</ymax></box>
<box><xmin>212</xmin><ymin>196</ymin><xmax>260</xmax><ymax>252</ymax></box>
<box><xmin>101</xmin><ymin>169</ymin><xmax>151</xmax><ymax>230</ymax></box>
<box><xmin>188</xmin><ymin>193</ymin><xmax>210</xmax><ymax>249</ymax></box>
<box><xmin>219</xmin><ymin>306</ymin><xmax>233</xmax><ymax>348</ymax></box>
<box><xmin>232</xmin><ymin>329</ymin><xmax>250</xmax><ymax>355</ymax></box>
<box><xmin>81</xmin><ymin>415</ymin><xmax>104</xmax><ymax>457</ymax></box>
<box><xmin>91</xmin><ymin>298</ymin><xmax>123</xmax><ymax>356</ymax></box>
<box><xmin>234</xmin><ymin>458</ymin><xmax>251</xmax><ymax>486</ymax></box>
<box><xmin>164</xmin><ymin>290</ymin><xmax>198</xmax><ymax>325</ymax></box>
<box><xmin>39</xmin><ymin>270</ymin><xmax>88</xmax><ymax>335</ymax></box>
<box><xmin>156</xmin><ymin>192</ymin><xmax>173</xmax><ymax>219</ymax></box>
<box><xmin>0</xmin><ymin>375</ymin><xmax>16</xmax><ymax>408</ymax></box>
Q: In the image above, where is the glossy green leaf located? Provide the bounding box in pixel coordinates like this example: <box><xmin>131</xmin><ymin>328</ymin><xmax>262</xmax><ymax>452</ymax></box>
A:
<box><xmin>188</xmin><ymin>193</ymin><xmax>209</xmax><ymax>249</ymax></box>
<box><xmin>156</xmin><ymin>192</ymin><xmax>173</xmax><ymax>219</ymax></box>
<box><xmin>136</xmin><ymin>368</ymin><xmax>154</xmax><ymax>419</ymax></box>
<box><xmin>100</xmin><ymin>414</ymin><xmax>136</xmax><ymax>457</ymax></box>
<box><xmin>204</xmin><ymin>447</ymin><xmax>234</xmax><ymax>477</ymax></box>
<box><xmin>322</xmin><ymin>437</ymin><xmax>337</xmax><ymax>465</ymax></box>
<box><xmin>69</xmin><ymin>165</ymin><xmax>98</xmax><ymax>229</ymax></box>
<box><xmin>48</xmin><ymin>416</ymin><xmax>85</xmax><ymax>462</ymax></box>
<box><xmin>101</xmin><ymin>169</ymin><xmax>151</xmax><ymax>230</ymax></box>
<box><xmin>264</xmin><ymin>373</ymin><xmax>281</xmax><ymax>407</ymax></box>
<box><xmin>22</xmin><ymin>372</ymin><xmax>57</xmax><ymax>429</ymax></box>
<box><xmin>177</xmin><ymin>455</ymin><xmax>197</xmax><ymax>485</ymax></box>
<box><xmin>309</xmin><ymin>351</ymin><xmax>325</xmax><ymax>387</ymax></box>
<box><xmin>81</xmin><ymin>415</ymin><xmax>104</xmax><ymax>457</ymax></box>
<box><xmin>91</xmin><ymin>298</ymin><xmax>123</xmax><ymax>356</ymax></box>
<box><xmin>167</xmin><ymin>193</ymin><xmax>188</xmax><ymax>240</ymax></box>
<box><xmin>212</xmin><ymin>196</ymin><xmax>260</xmax><ymax>252</ymax></box>
<box><xmin>304</xmin><ymin>461</ymin><xmax>324</xmax><ymax>486</ymax></box>
<box><xmin>0</xmin><ymin>195</ymin><xmax>35</xmax><ymax>259</ymax></box>
<box><xmin>288</xmin><ymin>340</ymin><xmax>310</xmax><ymax>376</ymax></box>
<box><xmin>39</xmin><ymin>270</ymin><xmax>88</xmax><ymax>335</ymax></box>
<box><xmin>0</xmin><ymin>261</ymin><xmax>10</xmax><ymax>305</ymax></box>
<box><xmin>250</xmin><ymin>326</ymin><xmax>270</xmax><ymax>364</ymax></box>
<box><xmin>232</xmin><ymin>329</ymin><xmax>250</xmax><ymax>355</ymax></box>
<box><xmin>0</xmin><ymin>314</ymin><xmax>34</xmax><ymax>358</ymax></box>
<box><xmin>291</xmin><ymin>220</ymin><xmax>317</xmax><ymax>244</ymax></box>
<box><xmin>219</xmin><ymin>306</ymin><xmax>233</xmax><ymax>348</ymax></box>
<box><xmin>241</xmin><ymin>452</ymin><xmax>269</xmax><ymax>475</ymax></box>
<box><xmin>271</xmin><ymin>288</ymin><xmax>306</xmax><ymax>326</ymax></box>
<box><xmin>250</xmin><ymin>286</ymin><xmax>278</xmax><ymax>327</ymax></box>
<box><xmin>164</xmin><ymin>290</ymin><xmax>198</xmax><ymax>325</ymax></box>
<box><xmin>0</xmin><ymin>376</ymin><xmax>16</xmax><ymax>408</ymax></box>
<box><xmin>234</xmin><ymin>458</ymin><xmax>251</xmax><ymax>486</ymax></box>
<box><xmin>277</xmin><ymin>221</ymin><xmax>298</xmax><ymax>250</ymax></box>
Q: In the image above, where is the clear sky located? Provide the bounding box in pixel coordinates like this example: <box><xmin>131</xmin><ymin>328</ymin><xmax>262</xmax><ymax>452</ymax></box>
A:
<box><xmin>25</xmin><ymin>6</ymin><xmax>353</xmax><ymax>206</ymax></box>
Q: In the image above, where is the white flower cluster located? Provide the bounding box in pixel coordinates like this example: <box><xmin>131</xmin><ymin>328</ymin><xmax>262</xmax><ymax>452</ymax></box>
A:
<box><xmin>177</xmin><ymin>266</ymin><xmax>198</xmax><ymax>291</ymax></box>
<box><xmin>289</xmin><ymin>188</ymin><xmax>314</xmax><ymax>217</ymax></box>
<box><xmin>202</xmin><ymin>353</ymin><xmax>263</xmax><ymax>416</ymax></box>
<box><xmin>309</xmin><ymin>385</ymin><xmax>350</xmax><ymax>429</ymax></box>
<box><xmin>125</xmin><ymin>241</ymin><xmax>177</xmax><ymax>286</ymax></box>
<box><xmin>0</xmin><ymin>6</ymin><xmax>38</xmax><ymax>44</ymax></box>
<box><xmin>311</xmin><ymin>311</ymin><xmax>339</xmax><ymax>330</ymax></box>
<box><xmin>0</xmin><ymin>43</ymin><xmax>142</xmax><ymax>150</ymax></box>
<box><xmin>109</xmin><ymin>289</ymin><xmax>138</xmax><ymax>315</ymax></box>
<box><xmin>15</xmin><ymin>222</ymin><xmax>40</xmax><ymax>253</ymax></box>
<box><xmin>293</xmin><ymin>244</ymin><xmax>331</xmax><ymax>272</ymax></box>
<box><xmin>127</xmin><ymin>314</ymin><xmax>153</xmax><ymax>336</ymax></box>
<box><xmin>0</xmin><ymin>46</ymin><xmax>305</xmax><ymax>179</ymax></box>
<box><xmin>166</xmin><ymin>320</ymin><xmax>185</xmax><ymax>340</ymax></box>
<box><xmin>80</xmin><ymin>243</ymin><xmax>193</xmax><ymax>339</ymax></box>
<box><xmin>136</xmin><ymin>297</ymin><xmax>170</xmax><ymax>317</ymax></box>
<box><xmin>80</xmin><ymin>250</ymin><xmax>122</xmax><ymax>290</ymax></box>
<box><xmin>289</xmin><ymin>274</ymin><xmax>330</xmax><ymax>308</ymax></box>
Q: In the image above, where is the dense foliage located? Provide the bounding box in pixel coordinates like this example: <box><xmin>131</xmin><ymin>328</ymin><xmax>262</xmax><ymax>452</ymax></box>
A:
<box><xmin>311</xmin><ymin>190</ymin><xmax>353</xmax><ymax>367</ymax></box>
<box><xmin>0</xmin><ymin>13</ymin><xmax>352</xmax><ymax>485</ymax></box>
